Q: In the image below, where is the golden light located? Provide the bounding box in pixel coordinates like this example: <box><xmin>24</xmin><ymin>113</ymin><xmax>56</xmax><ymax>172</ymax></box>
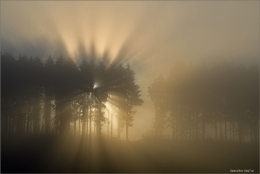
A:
<box><xmin>104</xmin><ymin>101</ymin><xmax>118</xmax><ymax>136</ymax></box>
<box><xmin>93</xmin><ymin>83</ymin><xmax>98</xmax><ymax>89</ymax></box>
<box><xmin>48</xmin><ymin>2</ymin><xmax>146</xmax><ymax>65</ymax></box>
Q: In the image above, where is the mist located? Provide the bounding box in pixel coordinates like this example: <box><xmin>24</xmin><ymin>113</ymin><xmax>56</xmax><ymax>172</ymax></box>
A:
<box><xmin>1</xmin><ymin>1</ymin><xmax>259</xmax><ymax>173</ymax></box>
<box><xmin>2</xmin><ymin>1</ymin><xmax>259</xmax><ymax>140</ymax></box>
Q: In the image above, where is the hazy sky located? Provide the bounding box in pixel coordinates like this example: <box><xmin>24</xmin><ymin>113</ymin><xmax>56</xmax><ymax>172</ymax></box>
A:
<box><xmin>1</xmin><ymin>1</ymin><xmax>259</xmax><ymax>140</ymax></box>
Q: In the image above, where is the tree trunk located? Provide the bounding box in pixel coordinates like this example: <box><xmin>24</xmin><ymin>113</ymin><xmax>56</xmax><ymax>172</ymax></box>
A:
<box><xmin>97</xmin><ymin>101</ymin><xmax>102</xmax><ymax>138</ymax></box>
<box><xmin>74</xmin><ymin>117</ymin><xmax>77</xmax><ymax>135</ymax></box>
<box><xmin>189</xmin><ymin>113</ymin><xmax>192</xmax><ymax>140</ymax></box>
<box><xmin>107</xmin><ymin>109</ymin><xmax>109</xmax><ymax>136</ymax></box>
<box><xmin>155</xmin><ymin>104</ymin><xmax>158</xmax><ymax>137</ymax></box>
<box><xmin>202</xmin><ymin>112</ymin><xmax>206</xmax><ymax>140</ymax></box>
<box><xmin>27</xmin><ymin>102</ymin><xmax>30</xmax><ymax>133</ymax></box>
<box><xmin>224</xmin><ymin>114</ymin><xmax>227</xmax><ymax>141</ymax></box>
<box><xmin>195</xmin><ymin>114</ymin><xmax>198</xmax><ymax>140</ymax></box>
<box><xmin>180</xmin><ymin>106</ymin><xmax>183</xmax><ymax>140</ymax></box>
<box><xmin>89</xmin><ymin>105</ymin><xmax>92</xmax><ymax>138</ymax></box>
<box><xmin>229</xmin><ymin>121</ymin><xmax>232</xmax><ymax>141</ymax></box>
<box><xmin>82</xmin><ymin>106</ymin><xmax>86</xmax><ymax>136</ymax></box>
<box><xmin>126</xmin><ymin>125</ymin><xmax>128</xmax><ymax>141</ymax></box>
<box><xmin>78</xmin><ymin>118</ymin><xmax>81</xmax><ymax>135</ymax></box>
<box><xmin>214</xmin><ymin>120</ymin><xmax>218</xmax><ymax>141</ymax></box>
<box><xmin>117</xmin><ymin>115</ymin><xmax>121</xmax><ymax>139</ymax></box>
<box><xmin>232</xmin><ymin>121</ymin><xmax>235</xmax><ymax>141</ymax></box>
<box><xmin>126</xmin><ymin>113</ymin><xmax>129</xmax><ymax>141</ymax></box>
<box><xmin>86</xmin><ymin>106</ymin><xmax>89</xmax><ymax>136</ymax></box>
<box><xmin>171</xmin><ymin>111</ymin><xmax>176</xmax><ymax>139</ymax></box>
<box><xmin>219</xmin><ymin>121</ymin><xmax>222</xmax><ymax>141</ymax></box>
<box><xmin>111</xmin><ymin>112</ymin><xmax>113</xmax><ymax>137</ymax></box>
<box><xmin>238</xmin><ymin>121</ymin><xmax>242</xmax><ymax>143</ymax></box>
<box><xmin>117</xmin><ymin>125</ymin><xmax>120</xmax><ymax>139</ymax></box>
<box><xmin>176</xmin><ymin>116</ymin><xmax>179</xmax><ymax>140</ymax></box>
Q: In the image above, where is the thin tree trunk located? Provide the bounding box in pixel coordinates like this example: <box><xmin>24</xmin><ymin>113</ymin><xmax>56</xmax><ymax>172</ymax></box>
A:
<box><xmin>255</xmin><ymin>123</ymin><xmax>259</xmax><ymax>142</ymax></box>
<box><xmin>82</xmin><ymin>106</ymin><xmax>86</xmax><ymax>136</ymax></box>
<box><xmin>224</xmin><ymin>114</ymin><xmax>227</xmax><ymax>141</ymax></box>
<box><xmin>219</xmin><ymin>121</ymin><xmax>222</xmax><ymax>141</ymax></box>
<box><xmin>238</xmin><ymin>121</ymin><xmax>242</xmax><ymax>143</ymax></box>
<box><xmin>250</xmin><ymin>123</ymin><xmax>253</xmax><ymax>142</ymax></box>
<box><xmin>78</xmin><ymin>117</ymin><xmax>81</xmax><ymax>135</ymax></box>
<box><xmin>232</xmin><ymin>121</ymin><xmax>235</xmax><ymax>141</ymax></box>
<box><xmin>215</xmin><ymin>120</ymin><xmax>218</xmax><ymax>141</ymax></box>
<box><xmin>202</xmin><ymin>112</ymin><xmax>206</xmax><ymax>140</ymax></box>
<box><xmin>89</xmin><ymin>105</ymin><xmax>92</xmax><ymax>138</ymax></box>
<box><xmin>126</xmin><ymin>113</ymin><xmax>129</xmax><ymax>141</ymax></box>
<box><xmin>171</xmin><ymin>111</ymin><xmax>176</xmax><ymax>139</ymax></box>
<box><xmin>176</xmin><ymin>116</ymin><xmax>179</xmax><ymax>140</ymax></box>
<box><xmin>86</xmin><ymin>105</ymin><xmax>89</xmax><ymax>136</ymax></box>
<box><xmin>27</xmin><ymin>102</ymin><xmax>30</xmax><ymax>133</ymax></box>
<box><xmin>155</xmin><ymin>104</ymin><xmax>158</xmax><ymax>137</ymax></box>
<box><xmin>94</xmin><ymin>122</ymin><xmax>96</xmax><ymax>135</ymax></box>
<box><xmin>111</xmin><ymin>111</ymin><xmax>113</xmax><ymax>137</ymax></box>
<box><xmin>189</xmin><ymin>123</ymin><xmax>192</xmax><ymax>140</ymax></box>
<box><xmin>107</xmin><ymin>109</ymin><xmax>109</xmax><ymax>136</ymax></box>
<box><xmin>242</xmin><ymin>128</ymin><xmax>245</xmax><ymax>143</ymax></box>
<box><xmin>180</xmin><ymin>106</ymin><xmax>183</xmax><ymax>140</ymax></box>
<box><xmin>74</xmin><ymin>119</ymin><xmax>76</xmax><ymax>135</ymax></box>
<box><xmin>117</xmin><ymin>113</ymin><xmax>121</xmax><ymax>139</ymax></box>
<box><xmin>229</xmin><ymin>121</ymin><xmax>232</xmax><ymax>141</ymax></box>
<box><xmin>73</xmin><ymin>106</ymin><xmax>77</xmax><ymax>135</ymax></box>
<box><xmin>195</xmin><ymin>114</ymin><xmax>198</xmax><ymax>140</ymax></box>
<box><xmin>97</xmin><ymin>101</ymin><xmax>102</xmax><ymax>138</ymax></box>
<box><xmin>126</xmin><ymin>124</ymin><xmax>128</xmax><ymax>141</ymax></box>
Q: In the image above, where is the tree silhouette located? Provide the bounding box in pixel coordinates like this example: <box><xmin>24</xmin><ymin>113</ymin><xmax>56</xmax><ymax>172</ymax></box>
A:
<box><xmin>43</xmin><ymin>55</ymin><xmax>56</xmax><ymax>133</ymax></box>
<box><xmin>148</xmin><ymin>61</ymin><xmax>259</xmax><ymax>142</ymax></box>
<box><xmin>1</xmin><ymin>52</ymin><xmax>142</xmax><ymax>139</ymax></box>
<box><xmin>148</xmin><ymin>75</ymin><xmax>168</xmax><ymax>138</ymax></box>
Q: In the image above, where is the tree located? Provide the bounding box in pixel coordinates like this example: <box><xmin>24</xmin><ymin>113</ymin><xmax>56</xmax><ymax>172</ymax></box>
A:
<box><xmin>43</xmin><ymin>55</ymin><xmax>56</xmax><ymax>133</ymax></box>
<box><xmin>148</xmin><ymin>75</ymin><xmax>168</xmax><ymax>138</ymax></box>
<box><xmin>1</xmin><ymin>52</ymin><xmax>144</xmax><ymax>141</ymax></box>
<box><xmin>121</xmin><ymin>65</ymin><xmax>143</xmax><ymax>141</ymax></box>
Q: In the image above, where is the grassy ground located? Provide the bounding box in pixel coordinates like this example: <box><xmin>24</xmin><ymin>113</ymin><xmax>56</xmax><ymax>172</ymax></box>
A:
<box><xmin>1</xmin><ymin>134</ymin><xmax>259</xmax><ymax>173</ymax></box>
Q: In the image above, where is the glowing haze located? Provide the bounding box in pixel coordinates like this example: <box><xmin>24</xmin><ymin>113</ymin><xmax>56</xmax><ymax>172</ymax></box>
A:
<box><xmin>1</xmin><ymin>1</ymin><xmax>259</xmax><ymax>140</ymax></box>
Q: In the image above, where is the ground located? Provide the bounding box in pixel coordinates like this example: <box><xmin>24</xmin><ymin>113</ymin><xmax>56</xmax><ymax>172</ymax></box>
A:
<box><xmin>1</xmin><ymin>134</ymin><xmax>259</xmax><ymax>173</ymax></box>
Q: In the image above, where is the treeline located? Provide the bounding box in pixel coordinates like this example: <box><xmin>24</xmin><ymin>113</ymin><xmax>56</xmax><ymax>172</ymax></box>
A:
<box><xmin>1</xmin><ymin>52</ymin><xmax>143</xmax><ymax>141</ymax></box>
<box><xmin>148</xmin><ymin>62</ymin><xmax>259</xmax><ymax>143</ymax></box>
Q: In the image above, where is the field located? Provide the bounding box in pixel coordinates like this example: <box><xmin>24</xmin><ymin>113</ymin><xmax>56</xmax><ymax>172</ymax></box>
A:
<box><xmin>1</xmin><ymin>134</ymin><xmax>259</xmax><ymax>173</ymax></box>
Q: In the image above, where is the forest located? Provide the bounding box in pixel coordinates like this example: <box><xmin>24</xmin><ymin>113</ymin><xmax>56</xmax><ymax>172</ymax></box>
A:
<box><xmin>1</xmin><ymin>52</ymin><xmax>259</xmax><ymax>173</ymax></box>
<box><xmin>148</xmin><ymin>61</ymin><xmax>259</xmax><ymax>143</ymax></box>
<box><xmin>1</xmin><ymin>52</ymin><xmax>143</xmax><ymax>141</ymax></box>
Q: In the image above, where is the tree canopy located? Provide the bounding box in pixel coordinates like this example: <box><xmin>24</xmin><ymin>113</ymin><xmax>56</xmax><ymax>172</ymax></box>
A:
<box><xmin>148</xmin><ymin>61</ymin><xmax>259</xmax><ymax>143</ymax></box>
<box><xmin>1</xmin><ymin>52</ymin><xmax>143</xmax><ymax>140</ymax></box>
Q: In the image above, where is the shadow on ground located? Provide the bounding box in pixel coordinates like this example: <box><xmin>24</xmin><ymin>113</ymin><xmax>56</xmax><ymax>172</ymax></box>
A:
<box><xmin>1</xmin><ymin>134</ymin><xmax>259</xmax><ymax>173</ymax></box>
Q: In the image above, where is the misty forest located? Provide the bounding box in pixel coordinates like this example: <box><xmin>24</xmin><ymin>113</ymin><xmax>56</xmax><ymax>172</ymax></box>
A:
<box><xmin>1</xmin><ymin>52</ymin><xmax>259</xmax><ymax>173</ymax></box>
<box><xmin>1</xmin><ymin>1</ymin><xmax>259</xmax><ymax>173</ymax></box>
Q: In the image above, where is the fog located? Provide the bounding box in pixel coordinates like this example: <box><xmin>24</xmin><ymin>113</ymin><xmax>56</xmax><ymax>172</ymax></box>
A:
<box><xmin>1</xmin><ymin>1</ymin><xmax>259</xmax><ymax>141</ymax></box>
<box><xmin>1</xmin><ymin>1</ymin><xmax>259</xmax><ymax>173</ymax></box>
